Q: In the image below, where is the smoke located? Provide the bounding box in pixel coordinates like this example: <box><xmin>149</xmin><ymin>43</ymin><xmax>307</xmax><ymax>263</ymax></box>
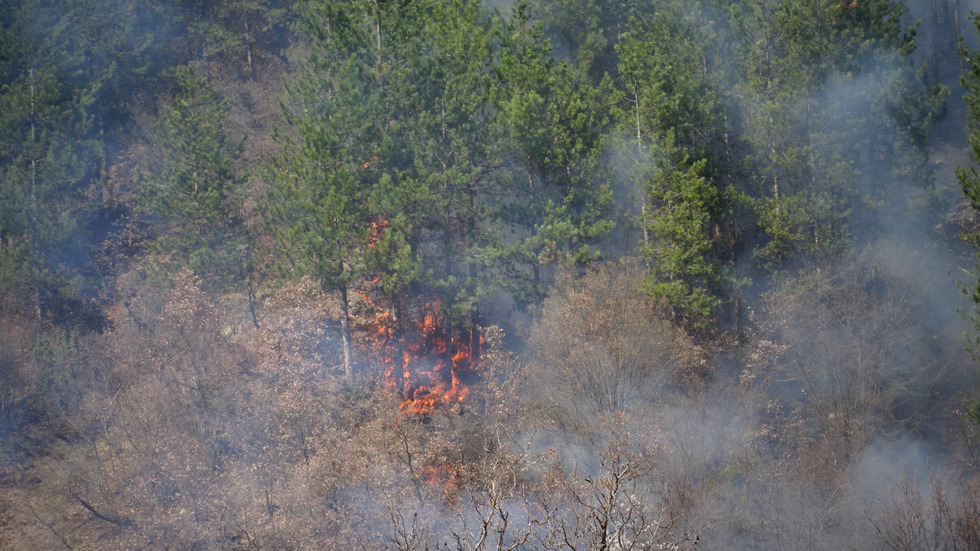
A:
<box><xmin>5</xmin><ymin>1</ymin><xmax>980</xmax><ymax>550</ymax></box>
<box><xmin>370</xmin><ymin>1</ymin><xmax>980</xmax><ymax>547</ymax></box>
<box><xmin>543</xmin><ymin>4</ymin><xmax>980</xmax><ymax>549</ymax></box>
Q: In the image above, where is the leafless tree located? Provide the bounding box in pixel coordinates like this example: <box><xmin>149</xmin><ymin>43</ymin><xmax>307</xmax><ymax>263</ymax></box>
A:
<box><xmin>529</xmin><ymin>261</ymin><xmax>701</xmax><ymax>436</ymax></box>
<box><xmin>762</xmin><ymin>249</ymin><xmax>948</xmax><ymax>466</ymax></box>
<box><xmin>873</xmin><ymin>475</ymin><xmax>980</xmax><ymax>551</ymax></box>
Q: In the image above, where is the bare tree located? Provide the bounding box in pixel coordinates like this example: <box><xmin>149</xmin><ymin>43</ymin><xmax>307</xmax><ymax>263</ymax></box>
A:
<box><xmin>762</xmin><ymin>249</ymin><xmax>948</xmax><ymax>465</ymax></box>
<box><xmin>529</xmin><ymin>261</ymin><xmax>701</xmax><ymax>435</ymax></box>
<box><xmin>873</xmin><ymin>475</ymin><xmax>980</xmax><ymax>551</ymax></box>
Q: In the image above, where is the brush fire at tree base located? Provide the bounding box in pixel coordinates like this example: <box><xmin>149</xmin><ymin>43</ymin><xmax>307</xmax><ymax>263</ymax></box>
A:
<box><xmin>4</xmin><ymin>0</ymin><xmax>980</xmax><ymax>549</ymax></box>
<box><xmin>359</xmin><ymin>294</ymin><xmax>482</xmax><ymax>416</ymax></box>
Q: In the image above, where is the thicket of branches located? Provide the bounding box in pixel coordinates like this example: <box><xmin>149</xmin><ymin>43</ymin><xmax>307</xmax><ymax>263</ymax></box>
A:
<box><xmin>1</xmin><ymin>0</ymin><xmax>979</xmax><ymax>549</ymax></box>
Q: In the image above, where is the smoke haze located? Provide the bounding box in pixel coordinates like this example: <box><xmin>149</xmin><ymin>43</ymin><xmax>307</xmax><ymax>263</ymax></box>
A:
<box><xmin>1</xmin><ymin>0</ymin><xmax>980</xmax><ymax>549</ymax></box>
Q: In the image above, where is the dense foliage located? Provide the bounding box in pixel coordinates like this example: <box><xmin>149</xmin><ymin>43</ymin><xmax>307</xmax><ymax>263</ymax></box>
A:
<box><xmin>1</xmin><ymin>0</ymin><xmax>978</xmax><ymax>549</ymax></box>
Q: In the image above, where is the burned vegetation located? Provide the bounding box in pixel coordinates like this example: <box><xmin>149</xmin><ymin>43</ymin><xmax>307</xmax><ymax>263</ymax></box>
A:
<box><xmin>2</xmin><ymin>0</ymin><xmax>980</xmax><ymax>549</ymax></box>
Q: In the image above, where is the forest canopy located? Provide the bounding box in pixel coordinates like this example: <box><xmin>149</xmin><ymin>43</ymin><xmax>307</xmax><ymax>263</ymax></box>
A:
<box><xmin>0</xmin><ymin>0</ymin><xmax>979</xmax><ymax>549</ymax></box>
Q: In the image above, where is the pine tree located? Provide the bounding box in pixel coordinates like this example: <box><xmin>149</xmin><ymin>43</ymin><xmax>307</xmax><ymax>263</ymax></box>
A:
<box><xmin>0</xmin><ymin>0</ymin><xmax>109</xmax><ymax>323</ymax></box>
<box><xmin>137</xmin><ymin>65</ymin><xmax>248</xmax><ymax>285</ymax></box>
<box><xmin>269</xmin><ymin>0</ymin><xmax>391</xmax><ymax>380</ymax></box>
<box><xmin>390</xmin><ymin>0</ymin><xmax>503</xmax><ymax>360</ymax></box>
<box><xmin>171</xmin><ymin>0</ymin><xmax>290</xmax><ymax>75</ymax></box>
<box><xmin>957</xmin><ymin>13</ymin><xmax>980</xmax><ymax>423</ymax></box>
<box><xmin>731</xmin><ymin>0</ymin><xmax>944</xmax><ymax>267</ymax></box>
<box><xmin>639</xmin><ymin>148</ymin><xmax>720</xmax><ymax>332</ymax></box>
<box><xmin>614</xmin><ymin>1</ymin><xmax>727</xmax><ymax>330</ymax></box>
<box><xmin>494</xmin><ymin>2</ymin><xmax>615</xmax><ymax>306</ymax></box>
<box><xmin>525</xmin><ymin>0</ymin><xmax>649</xmax><ymax>82</ymax></box>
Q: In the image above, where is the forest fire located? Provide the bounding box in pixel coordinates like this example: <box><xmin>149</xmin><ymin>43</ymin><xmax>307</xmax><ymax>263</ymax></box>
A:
<box><xmin>397</xmin><ymin>302</ymin><xmax>481</xmax><ymax>415</ymax></box>
<box><xmin>359</xmin><ymin>296</ymin><xmax>482</xmax><ymax>415</ymax></box>
<box><xmin>360</xmin><ymin>221</ymin><xmax>481</xmax><ymax>415</ymax></box>
<box><xmin>420</xmin><ymin>463</ymin><xmax>462</xmax><ymax>504</ymax></box>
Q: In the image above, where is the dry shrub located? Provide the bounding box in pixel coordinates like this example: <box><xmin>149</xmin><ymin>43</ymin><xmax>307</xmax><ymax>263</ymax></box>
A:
<box><xmin>762</xmin><ymin>247</ymin><xmax>951</xmax><ymax>467</ymax></box>
<box><xmin>873</xmin><ymin>475</ymin><xmax>980</xmax><ymax>550</ymax></box>
<box><xmin>529</xmin><ymin>260</ymin><xmax>703</xmax><ymax>434</ymax></box>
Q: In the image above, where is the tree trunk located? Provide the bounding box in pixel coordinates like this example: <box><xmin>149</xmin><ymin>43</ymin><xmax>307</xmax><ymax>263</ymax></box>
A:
<box><xmin>244</xmin><ymin>20</ymin><xmax>254</xmax><ymax>77</ymax></box>
<box><xmin>635</xmin><ymin>92</ymin><xmax>650</xmax><ymax>247</ymax></box>
<box><xmin>374</xmin><ymin>0</ymin><xmax>382</xmax><ymax>63</ymax></box>
<box><xmin>246</xmin><ymin>243</ymin><xmax>259</xmax><ymax>329</ymax></box>
<box><xmin>469</xmin><ymin>262</ymin><xmax>480</xmax><ymax>361</ymax></box>
<box><xmin>339</xmin><ymin>285</ymin><xmax>353</xmax><ymax>381</ymax></box>
<box><xmin>806</xmin><ymin>93</ymin><xmax>815</xmax><ymax>187</ymax></box>
<box><xmin>29</xmin><ymin>65</ymin><xmax>41</xmax><ymax>322</ymax></box>
<box><xmin>392</xmin><ymin>299</ymin><xmax>405</xmax><ymax>394</ymax></box>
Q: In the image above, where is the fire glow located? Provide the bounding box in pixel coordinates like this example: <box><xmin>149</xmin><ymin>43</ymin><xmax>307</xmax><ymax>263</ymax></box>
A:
<box><xmin>400</xmin><ymin>301</ymin><xmax>481</xmax><ymax>415</ymax></box>
<box><xmin>360</xmin><ymin>221</ymin><xmax>481</xmax><ymax>415</ymax></box>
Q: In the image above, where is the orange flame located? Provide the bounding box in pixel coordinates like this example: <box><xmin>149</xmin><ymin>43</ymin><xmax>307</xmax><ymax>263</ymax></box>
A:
<box><xmin>396</xmin><ymin>301</ymin><xmax>481</xmax><ymax>415</ymax></box>
<box><xmin>366</xmin><ymin>219</ymin><xmax>390</xmax><ymax>248</ymax></box>
<box><xmin>358</xmin><ymin>219</ymin><xmax>481</xmax><ymax>416</ymax></box>
<box><xmin>420</xmin><ymin>463</ymin><xmax>462</xmax><ymax>504</ymax></box>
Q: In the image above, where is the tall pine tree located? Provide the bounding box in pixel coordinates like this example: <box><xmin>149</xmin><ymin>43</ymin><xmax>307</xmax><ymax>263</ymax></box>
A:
<box><xmin>137</xmin><ymin>65</ymin><xmax>248</xmax><ymax>285</ymax></box>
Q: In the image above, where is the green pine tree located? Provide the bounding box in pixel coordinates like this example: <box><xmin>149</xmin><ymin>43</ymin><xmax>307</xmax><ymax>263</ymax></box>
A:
<box><xmin>0</xmin><ymin>0</ymin><xmax>112</xmax><ymax>323</ymax></box>
<box><xmin>494</xmin><ymin>1</ymin><xmax>615</xmax><ymax>306</ymax></box>
<box><xmin>137</xmin><ymin>65</ymin><xmax>248</xmax><ymax>285</ymax></box>
<box><xmin>957</xmin><ymin>13</ymin><xmax>980</xmax><ymax>423</ymax></box>
<box><xmin>269</xmin><ymin>0</ymin><xmax>391</xmax><ymax>380</ymax></box>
